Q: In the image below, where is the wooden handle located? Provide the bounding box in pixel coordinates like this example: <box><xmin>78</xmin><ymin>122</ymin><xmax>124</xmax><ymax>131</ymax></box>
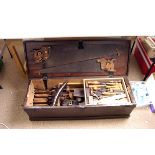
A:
<box><xmin>33</xmin><ymin>98</ymin><xmax>48</xmax><ymax>103</ymax></box>
<box><xmin>33</xmin><ymin>103</ymin><xmax>49</xmax><ymax>106</ymax></box>
<box><xmin>102</xmin><ymin>92</ymin><xmax>116</xmax><ymax>96</ymax></box>
<box><xmin>35</xmin><ymin>90</ymin><xmax>49</xmax><ymax>93</ymax></box>
<box><xmin>34</xmin><ymin>94</ymin><xmax>49</xmax><ymax>97</ymax></box>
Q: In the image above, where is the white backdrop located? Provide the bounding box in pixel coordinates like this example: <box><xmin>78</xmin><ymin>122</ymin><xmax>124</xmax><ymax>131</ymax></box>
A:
<box><xmin>0</xmin><ymin>0</ymin><xmax>155</xmax><ymax>38</ymax></box>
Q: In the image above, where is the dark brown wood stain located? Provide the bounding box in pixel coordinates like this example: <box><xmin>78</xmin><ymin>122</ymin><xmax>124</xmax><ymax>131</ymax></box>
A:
<box><xmin>24</xmin><ymin>37</ymin><xmax>136</xmax><ymax>121</ymax></box>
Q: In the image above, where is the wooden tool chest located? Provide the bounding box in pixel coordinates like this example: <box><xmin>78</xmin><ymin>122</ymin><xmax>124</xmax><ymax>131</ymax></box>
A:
<box><xmin>24</xmin><ymin>37</ymin><xmax>136</xmax><ymax>120</ymax></box>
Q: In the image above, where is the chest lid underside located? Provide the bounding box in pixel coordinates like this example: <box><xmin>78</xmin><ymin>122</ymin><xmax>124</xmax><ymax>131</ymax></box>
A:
<box><xmin>24</xmin><ymin>38</ymin><xmax>131</xmax><ymax>79</ymax></box>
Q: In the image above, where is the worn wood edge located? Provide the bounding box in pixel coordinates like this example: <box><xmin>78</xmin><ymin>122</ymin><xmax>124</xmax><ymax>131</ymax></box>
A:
<box><xmin>121</xmin><ymin>77</ymin><xmax>131</xmax><ymax>102</ymax></box>
<box><xmin>32</xmin><ymin>37</ymin><xmax>130</xmax><ymax>42</ymax></box>
<box><xmin>123</xmin><ymin>76</ymin><xmax>136</xmax><ymax>104</ymax></box>
<box><xmin>28</xmin><ymin>115</ymin><xmax>130</xmax><ymax>121</ymax></box>
<box><xmin>47</xmin><ymin>78</ymin><xmax>83</xmax><ymax>89</ymax></box>
<box><xmin>32</xmin><ymin>79</ymin><xmax>45</xmax><ymax>90</ymax></box>
<box><xmin>26</xmin><ymin>81</ymin><xmax>34</xmax><ymax>106</ymax></box>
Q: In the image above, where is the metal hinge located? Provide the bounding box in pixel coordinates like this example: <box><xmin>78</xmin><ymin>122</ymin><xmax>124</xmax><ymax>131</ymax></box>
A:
<box><xmin>108</xmin><ymin>72</ymin><xmax>114</xmax><ymax>78</ymax></box>
<box><xmin>42</xmin><ymin>74</ymin><xmax>48</xmax><ymax>90</ymax></box>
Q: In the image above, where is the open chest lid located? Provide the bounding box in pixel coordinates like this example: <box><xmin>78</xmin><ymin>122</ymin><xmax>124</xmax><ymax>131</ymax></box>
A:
<box><xmin>24</xmin><ymin>37</ymin><xmax>131</xmax><ymax>79</ymax></box>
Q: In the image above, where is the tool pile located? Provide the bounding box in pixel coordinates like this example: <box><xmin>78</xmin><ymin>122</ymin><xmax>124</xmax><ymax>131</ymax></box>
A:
<box><xmin>33</xmin><ymin>82</ymin><xmax>85</xmax><ymax>106</ymax></box>
<box><xmin>32</xmin><ymin>78</ymin><xmax>131</xmax><ymax>106</ymax></box>
<box><xmin>84</xmin><ymin>79</ymin><xmax>130</xmax><ymax>105</ymax></box>
<box><xmin>58</xmin><ymin>86</ymin><xmax>85</xmax><ymax>106</ymax></box>
<box><xmin>33</xmin><ymin>89</ymin><xmax>56</xmax><ymax>106</ymax></box>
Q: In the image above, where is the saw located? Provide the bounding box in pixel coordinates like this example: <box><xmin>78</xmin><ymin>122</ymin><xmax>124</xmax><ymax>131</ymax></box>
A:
<box><xmin>40</xmin><ymin>49</ymin><xmax>120</xmax><ymax>74</ymax></box>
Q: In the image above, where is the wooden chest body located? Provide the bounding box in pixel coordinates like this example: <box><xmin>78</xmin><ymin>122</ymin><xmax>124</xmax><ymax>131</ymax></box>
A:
<box><xmin>24</xmin><ymin>37</ymin><xmax>136</xmax><ymax>120</ymax></box>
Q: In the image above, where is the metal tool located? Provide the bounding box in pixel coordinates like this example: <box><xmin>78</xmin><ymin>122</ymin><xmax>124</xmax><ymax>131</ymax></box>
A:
<box><xmin>97</xmin><ymin>58</ymin><xmax>116</xmax><ymax>72</ymax></box>
<box><xmin>40</xmin><ymin>48</ymin><xmax>120</xmax><ymax>74</ymax></box>
<box><xmin>33</xmin><ymin>46</ymin><xmax>50</xmax><ymax>63</ymax></box>
<box><xmin>53</xmin><ymin>81</ymin><xmax>68</xmax><ymax>106</ymax></box>
<box><xmin>85</xmin><ymin>79</ymin><xmax>128</xmax><ymax>105</ymax></box>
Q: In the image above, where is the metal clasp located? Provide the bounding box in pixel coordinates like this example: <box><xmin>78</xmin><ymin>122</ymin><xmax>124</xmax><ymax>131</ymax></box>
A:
<box><xmin>42</xmin><ymin>74</ymin><xmax>48</xmax><ymax>90</ymax></box>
